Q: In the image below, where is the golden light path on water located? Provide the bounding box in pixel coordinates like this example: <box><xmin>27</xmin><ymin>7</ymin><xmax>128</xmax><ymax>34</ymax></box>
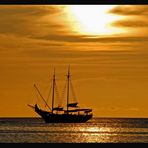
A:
<box><xmin>65</xmin><ymin>5</ymin><xmax>126</xmax><ymax>36</ymax></box>
<box><xmin>78</xmin><ymin>126</ymin><xmax>114</xmax><ymax>142</ymax></box>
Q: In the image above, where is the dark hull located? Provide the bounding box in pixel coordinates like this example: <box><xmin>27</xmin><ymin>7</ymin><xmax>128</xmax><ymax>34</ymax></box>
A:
<box><xmin>35</xmin><ymin>105</ymin><xmax>93</xmax><ymax>123</ymax></box>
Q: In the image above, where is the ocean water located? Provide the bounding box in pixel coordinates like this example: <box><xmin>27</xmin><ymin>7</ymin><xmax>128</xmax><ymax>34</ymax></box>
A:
<box><xmin>0</xmin><ymin>117</ymin><xmax>148</xmax><ymax>143</ymax></box>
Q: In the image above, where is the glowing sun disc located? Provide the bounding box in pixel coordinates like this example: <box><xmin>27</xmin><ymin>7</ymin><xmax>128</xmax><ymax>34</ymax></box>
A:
<box><xmin>66</xmin><ymin>5</ymin><xmax>125</xmax><ymax>36</ymax></box>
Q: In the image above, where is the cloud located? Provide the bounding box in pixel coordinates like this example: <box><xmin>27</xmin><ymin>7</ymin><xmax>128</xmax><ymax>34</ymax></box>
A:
<box><xmin>34</xmin><ymin>34</ymin><xmax>148</xmax><ymax>43</ymax></box>
<box><xmin>109</xmin><ymin>6</ymin><xmax>148</xmax><ymax>29</ymax></box>
<box><xmin>112</xmin><ymin>20</ymin><xmax>148</xmax><ymax>28</ymax></box>
<box><xmin>127</xmin><ymin>107</ymin><xmax>140</xmax><ymax>111</ymax></box>
<box><xmin>0</xmin><ymin>5</ymin><xmax>148</xmax><ymax>48</ymax></box>
<box><xmin>109</xmin><ymin>5</ymin><xmax>148</xmax><ymax>16</ymax></box>
<box><xmin>0</xmin><ymin>5</ymin><xmax>148</xmax><ymax>55</ymax></box>
<box><xmin>0</xmin><ymin>6</ymin><xmax>60</xmax><ymax>17</ymax></box>
<box><xmin>0</xmin><ymin>6</ymin><xmax>67</xmax><ymax>37</ymax></box>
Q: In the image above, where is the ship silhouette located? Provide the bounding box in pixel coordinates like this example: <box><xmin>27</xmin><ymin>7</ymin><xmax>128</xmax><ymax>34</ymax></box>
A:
<box><xmin>28</xmin><ymin>66</ymin><xmax>93</xmax><ymax>123</ymax></box>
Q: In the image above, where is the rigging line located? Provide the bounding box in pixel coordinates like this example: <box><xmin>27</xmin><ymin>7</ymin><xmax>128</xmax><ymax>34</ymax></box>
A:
<box><xmin>33</xmin><ymin>86</ymin><xmax>41</xmax><ymax>104</ymax></box>
<box><xmin>45</xmin><ymin>77</ymin><xmax>52</xmax><ymax>108</ymax></box>
<box><xmin>46</xmin><ymin>78</ymin><xmax>52</xmax><ymax>102</ymax></box>
<box><xmin>34</xmin><ymin>91</ymin><xmax>38</xmax><ymax>104</ymax></box>
<box><xmin>70</xmin><ymin>79</ymin><xmax>77</xmax><ymax>103</ymax></box>
<box><xmin>54</xmin><ymin>82</ymin><xmax>61</xmax><ymax>106</ymax></box>
<box><xmin>44</xmin><ymin>77</ymin><xmax>52</xmax><ymax>90</ymax></box>
<box><xmin>34</xmin><ymin>88</ymin><xmax>44</xmax><ymax>108</ymax></box>
<box><xmin>61</xmin><ymin>80</ymin><xmax>67</xmax><ymax>105</ymax></box>
<box><xmin>42</xmin><ymin>83</ymin><xmax>50</xmax><ymax>95</ymax></box>
<box><xmin>46</xmin><ymin>83</ymin><xmax>52</xmax><ymax>106</ymax></box>
<box><xmin>55</xmin><ymin>82</ymin><xmax>60</xmax><ymax>99</ymax></box>
<box><xmin>34</xmin><ymin>84</ymin><xmax>52</xmax><ymax>111</ymax></box>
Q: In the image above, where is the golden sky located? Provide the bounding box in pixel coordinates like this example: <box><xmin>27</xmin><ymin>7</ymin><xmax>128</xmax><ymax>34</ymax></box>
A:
<box><xmin>0</xmin><ymin>5</ymin><xmax>148</xmax><ymax>117</ymax></box>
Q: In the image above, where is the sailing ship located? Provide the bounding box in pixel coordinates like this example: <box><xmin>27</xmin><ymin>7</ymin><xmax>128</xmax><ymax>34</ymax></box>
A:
<box><xmin>28</xmin><ymin>67</ymin><xmax>93</xmax><ymax>123</ymax></box>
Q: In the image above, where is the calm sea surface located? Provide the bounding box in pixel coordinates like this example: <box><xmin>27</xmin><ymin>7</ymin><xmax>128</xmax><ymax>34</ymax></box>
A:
<box><xmin>0</xmin><ymin>117</ymin><xmax>148</xmax><ymax>143</ymax></box>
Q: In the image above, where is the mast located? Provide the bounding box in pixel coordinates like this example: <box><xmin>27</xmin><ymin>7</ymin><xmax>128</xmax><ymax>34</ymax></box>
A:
<box><xmin>51</xmin><ymin>68</ymin><xmax>55</xmax><ymax>114</ymax></box>
<box><xmin>66</xmin><ymin>65</ymin><xmax>70</xmax><ymax>113</ymax></box>
<box><xmin>34</xmin><ymin>84</ymin><xmax>51</xmax><ymax>111</ymax></box>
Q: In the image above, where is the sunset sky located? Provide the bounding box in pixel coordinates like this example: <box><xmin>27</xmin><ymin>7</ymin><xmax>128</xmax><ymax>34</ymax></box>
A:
<box><xmin>0</xmin><ymin>5</ymin><xmax>148</xmax><ymax>117</ymax></box>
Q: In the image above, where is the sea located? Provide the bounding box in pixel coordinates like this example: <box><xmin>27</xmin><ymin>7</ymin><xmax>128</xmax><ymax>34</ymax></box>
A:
<box><xmin>0</xmin><ymin>117</ymin><xmax>148</xmax><ymax>143</ymax></box>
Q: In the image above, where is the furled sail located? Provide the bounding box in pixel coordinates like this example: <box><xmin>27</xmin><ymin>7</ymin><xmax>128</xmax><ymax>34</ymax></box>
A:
<box><xmin>67</xmin><ymin>102</ymin><xmax>78</xmax><ymax>107</ymax></box>
<box><xmin>53</xmin><ymin>106</ymin><xmax>63</xmax><ymax>111</ymax></box>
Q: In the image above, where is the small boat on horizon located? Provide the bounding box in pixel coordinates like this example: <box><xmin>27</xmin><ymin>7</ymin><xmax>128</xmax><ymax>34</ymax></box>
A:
<box><xmin>28</xmin><ymin>66</ymin><xmax>93</xmax><ymax>123</ymax></box>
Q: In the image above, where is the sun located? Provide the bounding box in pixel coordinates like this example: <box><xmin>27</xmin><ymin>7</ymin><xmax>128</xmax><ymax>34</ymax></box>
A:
<box><xmin>65</xmin><ymin>5</ymin><xmax>125</xmax><ymax>36</ymax></box>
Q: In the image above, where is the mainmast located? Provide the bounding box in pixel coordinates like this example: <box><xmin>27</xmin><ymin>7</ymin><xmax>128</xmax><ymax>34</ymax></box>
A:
<box><xmin>66</xmin><ymin>66</ymin><xmax>70</xmax><ymax>113</ymax></box>
<box><xmin>52</xmin><ymin>68</ymin><xmax>55</xmax><ymax>114</ymax></box>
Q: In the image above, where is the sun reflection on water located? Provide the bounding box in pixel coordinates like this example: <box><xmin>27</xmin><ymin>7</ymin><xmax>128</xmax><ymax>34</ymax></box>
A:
<box><xmin>79</xmin><ymin>126</ymin><xmax>112</xmax><ymax>133</ymax></box>
<box><xmin>77</xmin><ymin>126</ymin><xmax>114</xmax><ymax>143</ymax></box>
